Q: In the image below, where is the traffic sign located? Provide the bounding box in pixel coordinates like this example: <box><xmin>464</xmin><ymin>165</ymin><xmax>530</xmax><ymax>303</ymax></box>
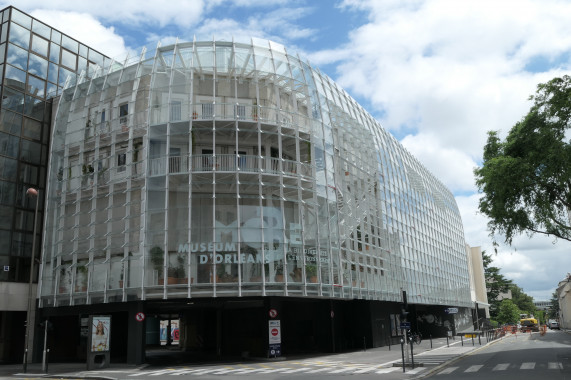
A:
<box><xmin>135</xmin><ymin>312</ymin><xmax>145</xmax><ymax>322</ymax></box>
<box><xmin>400</xmin><ymin>322</ymin><xmax>411</xmax><ymax>329</ymax></box>
<box><xmin>269</xmin><ymin>308</ymin><xmax>278</xmax><ymax>318</ymax></box>
<box><xmin>445</xmin><ymin>308</ymin><xmax>458</xmax><ymax>314</ymax></box>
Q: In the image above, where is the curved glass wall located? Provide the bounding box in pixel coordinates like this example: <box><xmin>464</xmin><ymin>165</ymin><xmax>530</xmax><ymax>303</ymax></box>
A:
<box><xmin>39</xmin><ymin>39</ymin><xmax>471</xmax><ymax>308</ymax></box>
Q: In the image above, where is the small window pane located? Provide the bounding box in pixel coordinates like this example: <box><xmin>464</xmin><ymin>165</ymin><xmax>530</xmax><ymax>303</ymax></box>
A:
<box><xmin>6</xmin><ymin>43</ymin><xmax>28</xmax><ymax>70</ymax></box>
<box><xmin>50</xmin><ymin>29</ymin><xmax>60</xmax><ymax>44</ymax></box>
<box><xmin>0</xmin><ymin>180</ymin><xmax>16</xmax><ymax>206</ymax></box>
<box><xmin>58</xmin><ymin>66</ymin><xmax>74</xmax><ymax>87</ymax></box>
<box><xmin>79</xmin><ymin>43</ymin><xmax>88</xmax><ymax>58</ymax></box>
<box><xmin>31</xmin><ymin>34</ymin><xmax>48</xmax><ymax>57</ymax></box>
<box><xmin>0</xmin><ymin>132</ymin><xmax>19</xmax><ymax>158</ymax></box>
<box><xmin>28</xmin><ymin>54</ymin><xmax>48</xmax><ymax>79</ymax></box>
<box><xmin>49</xmin><ymin>42</ymin><xmax>59</xmax><ymax>63</ymax></box>
<box><xmin>4</xmin><ymin>64</ymin><xmax>26</xmax><ymax>90</ymax></box>
<box><xmin>32</xmin><ymin>19</ymin><xmax>50</xmax><ymax>39</ymax></box>
<box><xmin>24</xmin><ymin>95</ymin><xmax>44</xmax><ymax>120</ymax></box>
<box><xmin>8</xmin><ymin>22</ymin><xmax>29</xmax><ymax>50</ymax></box>
<box><xmin>47</xmin><ymin>61</ymin><xmax>58</xmax><ymax>83</ymax></box>
<box><xmin>27</xmin><ymin>75</ymin><xmax>45</xmax><ymax>97</ymax></box>
<box><xmin>19</xmin><ymin>139</ymin><xmax>41</xmax><ymax>164</ymax></box>
<box><xmin>22</xmin><ymin>117</ymin><xmax>41</xmax><ymax>141</ymax></box>
<box><xmin>0</xmin><ymin>157</ymin><xmax>18</xmax><ymax>180</ymax></box>
<box><xmin>1</xmin><ymin>87</ymin><xmax>24</xmax><ymax>113</ymax></box>
<box><xmin>11</xmin><ymin>9</ymin><xmax>32</xmax><ymax>29</ymax></box>
<box><xmin>18</xmin><ymin>162</ymin><xmax>38</xmax><ymax>185</ymax></box>
<box><xmin>61</xmin><ymin>34</ymin><xmax>78</xmax><ymax>53</ymax></box>
<box><xmin>61</xmin><ymin>48</ymin><xmax>77</xmax><ymax>70</ymax></box>
<box><xmin>0</xmin><ymin>109</ymin><xmax>22</xmax><ymax>135</ymax></box>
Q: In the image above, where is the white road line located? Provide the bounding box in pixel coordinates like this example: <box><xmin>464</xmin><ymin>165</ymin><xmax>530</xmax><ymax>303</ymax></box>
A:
<box><xmin>211</xmin><ymin>368</ymin><xmax>244</xmax><ymax>374</ymax></box>
<box><xmin>353</xmin><ymin>366</ymin><xmax>380</xmax><ymax>373</ymax></box>
<box><xmin>465</xmin><ymin>365</ymin><xmax>483</xmax><ymax>372</ymax></box>
<box><xmin>329</xmin><ymin>367</ymin><xmax>355</xmax><ymax>373</ymax></box>
<box><xmin>376</xmin><ymin>367</ymin><xmax>400</xmax><ymax>374</ymax></box>
<box><xmin>520</xmin><ymin>362</ymin><xmax>535</xmax><ymax>370</ymax></box>
<box><xmin>192</xmin><ymin>368</ymin><xmax>222</xmax><ymax>375</ymax></box>
<box><xmin>548</xmin><ymin>362</ymin><xmax>563</xmax><ymax>370</ymax></box>
<box><xmin>406</xmin><ymin>367</ymin><xmax>426</xmax><ymax>374</ymax></box>
<box><xmin>304</xmin><ymin>367</ymin><xmax>333</xmax><ymax>373</ymax></box>
<box><xmin>439</xmin><ymin>367</ymin><xmax>458</xmax><ymax>374</ymax></box>
<box><xmin>279</xmin><ymin>368</ymin><xmax>312</xmax><ymax>373</ymax></box>
<box><xmin>492</xmin><ymin>363</ymin><xmax>509</xmax><ymax>371</ymax></box>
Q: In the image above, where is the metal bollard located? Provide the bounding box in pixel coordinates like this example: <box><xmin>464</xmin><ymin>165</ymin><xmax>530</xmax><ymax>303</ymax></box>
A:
<box><xmin>446</xmin><ymin>335</ymin><xmax>449</xmax><ymax>347</ymax></box>
<box><xmin>410</xmin><ymin>336</ymin><xmax>415</xmax><ymax>369</ymax></box>
<box><xmin>461</xmin><ymin>335</ymin><xmax>464</xmax><ymax>346</ymax></box>
<box><xmin>400</xmin><ymin>339</ymin><xmax>406</xmax><ymax>373</ymax></box>
<box><xmin>430</xmin><ymin>334</ymin><xmax>432</xmax><ymax>349</ymax></box>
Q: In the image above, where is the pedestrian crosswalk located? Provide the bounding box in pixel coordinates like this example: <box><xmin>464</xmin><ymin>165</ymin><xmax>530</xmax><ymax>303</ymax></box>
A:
<box><xmin>436</xmin><ymin>362</ymin><xmax>564</xmax><ymax>375</ymax></box>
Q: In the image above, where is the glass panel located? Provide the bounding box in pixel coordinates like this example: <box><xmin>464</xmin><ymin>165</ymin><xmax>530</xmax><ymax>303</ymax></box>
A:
<box><xmin>27</xmin><ymin>74</ymin><xmax>45</xmax><ymax>97</ymax></box>
<box><xmin>11</xmin><ymin>9</ymin><xmax>32</xmax><ymax>29</ymax></box>
<box><xmin>32</xmin><ymin>19</ymin><xmax>50</xmax><ymax>39</ymax></box>
<box><xmin>8</xmin><ymin>22</ymin><xmax>29</xmax><ymax>50</ymax></box>
<box><xmin>0</xmin><ymin>109</ymin><xmax>22</xmax><ymax>135</ymax></box>
<box><xmin>61</xmin><ymin>34</ymin><xmax>78</xmax><ymax>53</ymax></box>
<box><xmin>50</xmin><ymin>29</ymin><xmax>60</xmax><ymax>44</ymax></box>
<box><xmin>24</xmin><ymin>95</ymin><xmax>44</xmax><ymax>120</ymax></box>
<box><xmin>28</xmin><ymin>53</ymin><xmax>48</xmax><ymax>79</ymax></box>
<box><xmin>60</xmin><ymin>48</ymin><xmax>77</xmax><ymax>70</ymax></box>
<box><xmin>2</xmin><ymin>87</ymin><xmax>24</xmax><ymax>113</ymax></box>
<box><xmin>48</xmin><ymin>61</ymin><xmax>58</xmax><ymax>83</ymax></box>
<box><xmin>6</xmin><ymin>43</ymin><xmax>28</xmax><ymax>70</ymax></box>
<box><xmin>4</xmin><ymin>64</ymin><xmax>26</xmax><ymax>90</ymax></box>
<box><xmin>22</xmin><ymin>117</ymin><xmax>41</xmax><ymax>141</ymax></box>
<box><xmin>0</xmin><ymin>157</ymin><xmax>17</xmax><ymax>180</ymax></box>
<box><xmin>31</xmin><ymin>34</ymin><xmax>49</xmax><ymax>57</ymax></box>
<box><xmin>20</xmin><ymin>139</ymin><xmax>41</xmax><ymax>164</ymax></box>
<box><xmin>0</xmin><ymin>180</ymin><xmax>15</xmax><ymax>205</ymax></box>
<box><xmin>49</xmin><ymin>42</ymin><xmax>59</xmax><ymax>64</ymax></box>
<box><xmin>0</xmin><ymin>132</ymin><xmax>19</xmax><ymax>158</ymax></box>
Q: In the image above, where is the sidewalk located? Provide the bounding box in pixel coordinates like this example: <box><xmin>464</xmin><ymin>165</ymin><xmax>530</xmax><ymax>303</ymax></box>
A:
<box><xmin>0</xmin><ymin>335</ymin><xmax>508</xmax><ymax>379</ymax></box>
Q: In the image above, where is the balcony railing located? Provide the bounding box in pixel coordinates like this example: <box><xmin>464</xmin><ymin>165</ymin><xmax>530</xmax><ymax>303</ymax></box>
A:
<box><xmin>149</xmin><ymin>154</ymin><xmax>311</xmax><ymax>178</ymax></box>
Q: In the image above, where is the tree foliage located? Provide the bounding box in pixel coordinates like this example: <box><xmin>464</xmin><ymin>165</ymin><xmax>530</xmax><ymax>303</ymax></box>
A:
<box><xmin>474</xmin><ymin>75</ymin><xmax>571</xmax><ymax>245</ymax></box>
<box><xmin>548</xmin><ymin>291</ymin><xmax>560</xmax><ymax>319</ymax></box>
<box><xmin>482</xmin><ymin>251</ymin><xmax>512</xmax><ymax>318</ymax></box>
<box><xmin>509</xmin><ymin>284</ymin><xmax>536</xmax><ymax>315</ymax></box>
<box><xmin>497</xmin><ymin>299</ymin><xmax>521</xmax><ymax>325</ymax></box>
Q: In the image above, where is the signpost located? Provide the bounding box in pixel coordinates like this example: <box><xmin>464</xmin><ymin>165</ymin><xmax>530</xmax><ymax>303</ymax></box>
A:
<box><xmin>444</xmin><ymin>307</ymin><xmax>458</xmax><ymax>314</ymax></box>
<box><xmin>268</xmin><ymin>320</ymin><xmax>281</xmax><ymax>357</ymax></box>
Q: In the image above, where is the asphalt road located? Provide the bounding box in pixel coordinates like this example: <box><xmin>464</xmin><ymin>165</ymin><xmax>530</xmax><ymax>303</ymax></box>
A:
<box><xmin>426</xmin><ymin>329</ymin><xmax>571</xmax><ymax>379</ymax></box>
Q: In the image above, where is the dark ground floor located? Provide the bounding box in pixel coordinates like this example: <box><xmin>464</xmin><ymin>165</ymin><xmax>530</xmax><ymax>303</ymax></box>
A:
<box><xmin>2</xmin><ymin>297</ymin><xmax>483</xmax><ymax>364</ymax></box>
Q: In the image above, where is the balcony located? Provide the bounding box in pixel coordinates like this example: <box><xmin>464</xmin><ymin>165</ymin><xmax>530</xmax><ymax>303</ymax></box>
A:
<box><xmin>149</xmin><ymin>154</ymin><xmax>311</xmax><ymax>178</ymax></box>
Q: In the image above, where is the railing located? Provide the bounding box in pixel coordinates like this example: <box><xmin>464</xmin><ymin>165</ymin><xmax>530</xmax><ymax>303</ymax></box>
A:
<box><xmin>149</xmin><ymin>154</ymin><xmax>311</xmax><ymax>178</ymax></box>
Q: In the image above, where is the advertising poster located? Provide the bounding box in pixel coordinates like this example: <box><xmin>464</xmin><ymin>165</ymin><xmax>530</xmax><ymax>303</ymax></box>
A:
<box><xmin>91</xmin><ymin>316</ymin><xmax>111</xmax><ymax>352</ymax></box>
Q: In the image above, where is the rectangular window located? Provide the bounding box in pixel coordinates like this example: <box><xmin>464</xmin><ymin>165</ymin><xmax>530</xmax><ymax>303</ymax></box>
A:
<box><xmin>170</xmin><ymin>100</ymin><xmax>181</xmax><ymax>121</ymax></box>
<box><xmin>235</xmin><ymin>104</ymin><xmax>245</xmax><ymax>119</ymax></box>
<box><xmin>202</xmin><ymin>103</ymin><xmax>213</xmax><ymax>119</ymax></box>
<box><xmin>119</xmin><ymin>103</ymin><xmax>128</xmax><ymax>124</ymax></box>
<box><xmin>117</xmin><ymin>152</ymin><xmax>126</xmax><ymax>173</ymax></box>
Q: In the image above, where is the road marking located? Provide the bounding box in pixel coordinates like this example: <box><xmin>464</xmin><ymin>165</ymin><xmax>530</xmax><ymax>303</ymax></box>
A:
<box><xmin>304</xmin><ymin>367</ymin><xmax>332</xmax><ymax>373</ymax></box>
<box><xmin>329</xmin><ymin>367</ymin><xmax>355</xmax><ymax>373</ymax></box>
<box><xmin>279</xmin><ymin>368</ymin><xmax>312</xmax><ymax>373</ymax></box>
<box><xmin>465</xmin><ymin>365</ymin><xmax>483</xmax><ymax>372</ymax></box>
<box><xmin>439</xmin><ymin>367</ymin><xmax>458</xmax><ymax>374</ymax></box>
<box><xmin>548</xmin><ymin>362</ymin><xmax>563</xmax><ymax>370</ymax></box>
<box><xmin>520</xmin><ymin>362</ymin><xmax>535</xmax><ymax>370</ymax></box>
<box><xmin>376</xmin><ymin>367</ymin><xmax>400</xmax><ymax>373</ymax></box>
<box><xmin>407</xmin><ymin>367</ymin><xmax>426</xmax><ymax>374</ymax></box>
<box><xmin>492</xmin><ymin>363</ymin><xmax>509</xmax><ymax>371</ymax></box>
<box><xmin>353</xmin><ymin>366</ymin><xmax>380</xmax><ymax>373</ymax></box>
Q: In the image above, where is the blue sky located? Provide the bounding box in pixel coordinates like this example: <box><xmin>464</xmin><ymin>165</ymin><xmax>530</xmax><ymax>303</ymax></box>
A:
<box><xmin>7</xmin><ymin>0</ymin><xmax>571</xmax><ymax>301</ymax></box>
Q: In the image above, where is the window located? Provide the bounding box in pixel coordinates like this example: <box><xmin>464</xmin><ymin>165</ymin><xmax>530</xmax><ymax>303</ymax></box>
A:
<box><xmin>235</xmin><ymin>104</ymin><xmax>246</xmax><ymax>119</ymax></box>
<box><xmin>202</xmin><ymin>103</ymin><xmax>213</xmax><ymax>119</ymax></box>
<box><xmin>170</xmin><ymin>100</ymin><xmax>181</xmax><ymax>121</ymax></box>
<box><xmin>117</xmin><ymin>152</ymin><xmax>126</xmax><ymax>173</ymax></box>
<box><xmin>119</xmin><ymin>103</ymin><xmax>128</xmax><ymax>124</ymax></box>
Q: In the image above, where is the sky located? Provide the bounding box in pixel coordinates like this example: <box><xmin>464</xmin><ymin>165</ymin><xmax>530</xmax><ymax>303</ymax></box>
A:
<box><xmin>7</xmin><ymin>0</ymin><xmax>571</xmax><ymax>302</ymax></box>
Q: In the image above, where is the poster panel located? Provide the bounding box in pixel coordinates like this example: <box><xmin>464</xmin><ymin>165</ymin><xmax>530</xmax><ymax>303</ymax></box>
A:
<box><xmin>91</xmin><ymin>316</ymin><xmax>111</xmax><ymax>352</ymax></box>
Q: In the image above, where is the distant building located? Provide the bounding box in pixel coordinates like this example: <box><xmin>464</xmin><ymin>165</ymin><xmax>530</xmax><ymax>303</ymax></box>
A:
<box><xmin>534</xmin><ymin>300</ymin><xmax>550</xmax><ymax>312</ymax></box>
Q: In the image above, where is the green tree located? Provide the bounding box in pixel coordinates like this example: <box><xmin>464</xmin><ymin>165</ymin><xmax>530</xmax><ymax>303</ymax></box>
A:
<box><xmin>548</xmin><ymin>291</ymin><xmax>560</xmax><ymax>319</ymax></box>
<box><xmin>509</xmin><ymin>284</ymin><xmax>536</xmax><ymax>315</ymax></box>
<box><xmin>482</xmin><ymin>251</ymin><xmax>512</xmax><ymax>318</ymax></box>
<box><xmin>497</xmin><ymin>299</ymin><xmax>521</xmax><ymax>325</ymax></box>
<box><xmin>474</xmin><ymin>75</ymin><xmax>571</xmax><ymax>246</ymax></box>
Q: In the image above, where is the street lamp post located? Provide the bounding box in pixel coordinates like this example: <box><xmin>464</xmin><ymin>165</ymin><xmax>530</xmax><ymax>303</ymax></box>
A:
<box><xmin>23</xmin><ymin>187</ymin><xmax>39</xmax><ymax>372</ymax></box>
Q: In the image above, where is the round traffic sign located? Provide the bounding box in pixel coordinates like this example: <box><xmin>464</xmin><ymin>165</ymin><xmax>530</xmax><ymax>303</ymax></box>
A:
<box><xmin>135</xmin><ymin>312</ymin><xmax>145</xmax><ymax>322</ymax></box>
<box><xmin>269</xmin><ymin>308</ymin><xmax>278</xmax><ymax>318</ymax></box>
<box><xmin>271</xmin><ymin>328</ymin><xmax>279</xmax><ymax>336</ymax></box>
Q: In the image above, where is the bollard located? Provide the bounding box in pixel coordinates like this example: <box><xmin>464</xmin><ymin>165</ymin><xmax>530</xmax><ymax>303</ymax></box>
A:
<box><xmin>388</xmin><ymin>337</ymin><xmax>391</xmax><ymax>351</ymax></box>
<box><xmin>472</xmin><ymin>335</ymin><xmax>474</xmax><ymax>346</ymax></box>
<box><xmin>479</xmin><ymin>334</ymin><xmax>481</xmax><ymax>345</ymax></box>
<box><xmin>461</xmin><ymin>335</ymin><xmax>464</xmax><ymax>346</ymax></box>
<box><xmin>400</xmin><ymin>339</ymin><xmax>406</xmax><ymax>373</ymax></box>
<box><xmin>446</xmin><ymin>335</ymin><xmax>449</xmax><ymax>347</ymax></box>
<box><xmin>410</xmin><ymin>336</ymin><xmax>415</xmax><ymax>369</ymax></box>
<box><xmin>363</xmin><ymin>336</ymin><xmax>366</xmax><ymax>351</ymax></box>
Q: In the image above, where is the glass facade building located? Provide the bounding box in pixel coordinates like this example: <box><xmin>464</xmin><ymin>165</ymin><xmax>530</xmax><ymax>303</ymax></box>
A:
<box><xmin>39</xmin><ymin>38</ymin><xmax>472</xmax><ymax>310</ymax></box>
